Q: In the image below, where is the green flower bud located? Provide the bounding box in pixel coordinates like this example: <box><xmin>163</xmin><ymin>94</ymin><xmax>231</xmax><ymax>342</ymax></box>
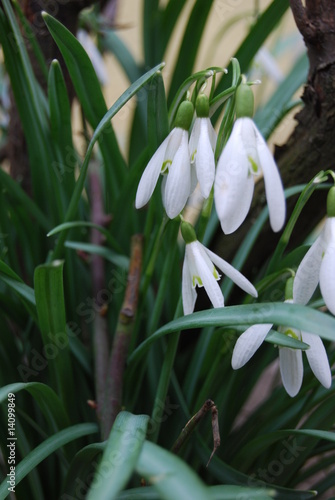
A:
<box><xmin>327</xmin><ymin>186</ymin><xmax>335</xmax><ymax>217</ymax></box>
<box><xmin>174</xmin><ymin>101</ymin><xmax>194</xmax><ymax>130</ymax></box>
<box><xmin>285</xmin><ymin>277</ymin><xmax>294</xmax><ymax>301</ymax></box>
<box><xmin>195</xmin><ymin>94</ymin><xmax>209</xmax><ymax>118</ymax></box>
<box><xmin>235</xmin><ymin>82</ymin><xmax>254</xmax><ymax>119</ymax></box>
<box><xmin>181</xmin><ymin>221</ymin><xmax>197</xmax><ymax>244</ymax></box>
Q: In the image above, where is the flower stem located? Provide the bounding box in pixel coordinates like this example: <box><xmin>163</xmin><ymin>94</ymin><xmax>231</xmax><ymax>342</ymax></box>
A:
<box><xmin>90</xmin><ymin>166</ymin><xmax>112</xmax><ymax>421</ymax></box>
<box><xmin>149</xmin><ymin>298</ymin><xmax>183</xmax><ymax>444</ymax></box>
<box><xmin>101</xmin><ymin>234</ymin><xmax>143</xmax><ymax>439</ymax></box>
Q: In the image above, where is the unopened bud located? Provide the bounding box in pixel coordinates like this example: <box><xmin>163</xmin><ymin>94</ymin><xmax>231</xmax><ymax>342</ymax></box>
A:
<box><xmin>195</xmin><ymin>94</ymin><xmax>209</xmax><ymax>118</ymax></box>
<box><xmin>235</xmin><ymin>82</ymin><xmax>254</xmax><ymax>119</ymax></box>
<box><xmin>174</xmin><ymin>101</ymin><xmax>194</xmax><ymax>130</ymax></box>
<box><xmin>181</xmin><ymin>221</ymin><xmax>197</xmax><ymax>244</ymax></box>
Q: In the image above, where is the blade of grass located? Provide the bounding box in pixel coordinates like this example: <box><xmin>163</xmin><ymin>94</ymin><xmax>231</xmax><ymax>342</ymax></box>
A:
<box><xmin>0</xmin><ymin>423</ymin><xmax>98</xmax><ymax>500</ymax></box>
<box><xmin>87</xmin><ymin>412</ymin><xmax>149</xmax><ymax>500</ymax></box>
<box><xmin>34</xmin><ymin>261</ymin><xmax>76</xmax><ymax>418</ymax></box>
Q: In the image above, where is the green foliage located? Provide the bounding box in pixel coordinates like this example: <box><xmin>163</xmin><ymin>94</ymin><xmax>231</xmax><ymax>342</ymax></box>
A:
<box><xmin>0</xmin><ymin>1</ymin><xmax>334</xmax><ymax>499</ymax></box>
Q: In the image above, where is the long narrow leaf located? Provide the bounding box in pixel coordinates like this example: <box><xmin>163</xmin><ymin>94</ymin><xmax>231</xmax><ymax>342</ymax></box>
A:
<box><xmin>34</xmin><ymin>261</ymin><xmax>75</xmax><ymax>417</ymax></box>
<box><xmin>129</xmin><ymin>303</ymin><xmax>335</xmax><ymax>365</ymax></box>
<box><xmin>136</xmin><ymin>440</ymin><xmax>211</xmax><ymax>499</ymax></box>
<box><xmin>87</xmin><ymin>412</ymin><xmax>149</xmax><ymax>499</ymax></box>
<box><xmin>0</xmin><ymin>423</ymin><xmax>98</xmax><ymax>500</ymax></box>
<box><xmin>50</xmin><ymin>61</ymin><xmax>165</xmax><ymax>259</ymax></box>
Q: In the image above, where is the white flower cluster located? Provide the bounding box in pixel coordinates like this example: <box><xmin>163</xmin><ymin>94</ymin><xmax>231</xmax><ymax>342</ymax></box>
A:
<box><xmin>135</xmin><ymin>76</ymin><xmax>333</xmax><ymax>397</ymax></box>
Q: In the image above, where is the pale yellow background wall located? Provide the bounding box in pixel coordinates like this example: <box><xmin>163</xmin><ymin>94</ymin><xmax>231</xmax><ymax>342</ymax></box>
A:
<box><xmin>99</xmin><ymin>1</ymin><xmax>304</xmax><ymax>155</ymax></box>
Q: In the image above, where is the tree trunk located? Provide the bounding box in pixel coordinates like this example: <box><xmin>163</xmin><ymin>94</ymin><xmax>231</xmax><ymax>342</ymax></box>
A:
<box><xmin>213</xmin><ymin>0</ymin><xmax>335</xmax><ymax>276</ymax></box>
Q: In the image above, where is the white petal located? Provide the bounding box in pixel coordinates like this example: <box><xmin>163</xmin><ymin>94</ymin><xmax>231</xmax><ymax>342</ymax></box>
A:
<box><xmin>206</xmin><ymin>118</ymin><xmax>217</xmax><ymax>150</ymax></box>
<box><xmin>293</xmin><ymin>235</ymin><xmax>325</xmax><ymax>305</ymax></box>
<box><xmin>279</xmin><ymin>347</ymin><xmax>303</xmax><ymax>397</ymax></box>
<box><xmin>189</xmin><ymin>118</ymin><xmax>201</xmax><ymax>161</ymax></box>
<box><xmin>322</xmin><ymin>217</ymin><xmax>335</xmax><ymax>246</ymax></box>
<box><xmin>319</xmin><ymin>218</ymin><xmax>335</xmax><ymax>315</ymax></box>
<box><xmin>194</xmin><ymin>119</ymin><xmax>215</xmax><ymax>198</ymax></box>
<box><xmin>203</xmin><ymin>246</ymin><xmax>258</xmax><ymax>297</ymax></box>
<box><xmin>214</xmin><ymin>123</ymin><xmax>254</xmax><ymax>234</ymax></box>
<box><xmin>135</xmin><ymin>133</ymin><xmax>170</xmax><ymax>208</ymax></box>
<box><xmin>163</xmin><ymin>130</ymin><xmax>191</xmax><ymax>218</ymax></box>
<box><xmin>302</xmin><ymin>332</ymin><xmax>332</xmax><ymax>388</ymax></box>
<box><xmin>187</xmin><ymin>241</ymin><xmax>224</xmax><ymax>309</ymax></box>
<box><xmin>254</xmin><ymin>123</ymin><xmax>286</xmax><ymax>232</ymax></box>
<box><xmin>182</xmin><ymin>254</ymin><xmax>197</xmax><ymax>315</ymax></box>
<box><xmin>231</xmin><ymin>323</ymin><xmax>272</xmax><ymax>369</ymax></box>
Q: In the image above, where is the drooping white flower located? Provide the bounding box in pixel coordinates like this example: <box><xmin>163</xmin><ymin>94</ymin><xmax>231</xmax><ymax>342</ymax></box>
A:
<box><xmin>214</xmin><ymin>82</ymin><xmax>286</xmax><ymax>234</ymax></box>
<box><xmin>231</xmin><ymin>298</ymin><xmax>332</xmax><ymax>397</ymax></box>
<box><xmin>293</xmin><ymin>202</ymin><xmax>335</xmax><ymax>316</ymax></box>
<box><xmin>189</xmin><ymin>94</ymin><xmax>216</xmax><ymax>199</ymax></box>
<box><xmin>181</xmin><ymin>221</ymin><xmax>257</xmax><ymax>315</ymax></box>
<box><xmin>135</xmin><ymin>101</ymin><xmax>194</xmax><ymax>219</ymax></box>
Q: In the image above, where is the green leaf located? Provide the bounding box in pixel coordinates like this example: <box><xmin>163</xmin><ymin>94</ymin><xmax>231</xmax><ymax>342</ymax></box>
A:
<box><xmin>48</xmin><ymin>60</ymin><xmax>75</xmax><ymax>168</ymax></box>
<box><xmin>0</xmin><ymin>0</ymin><xmax>61</xmax><ymax>222</ymax></box>
<box><xmin>87</xmin><ymin>412</ymin><xmax>149</xmax><ymax>500</ymax></box>
<box><xmin>267</xmin><ymin>174</ymin><xmax>328</xmax><ymax>274</ymax></box>
<box><xmin>64</xmin><ymin>241</ymin><xmax>129</xmax><ymax>269</ymax></box>
<box><xmin>0</xmin><ymin>382</ymin><xmax>69</xmax><ymax>433</ymax></box>
<box><xmin>266</xmin><ymin>330</ymin><xmax>309</xmax><ymax>350</ymax></box>
<box><xmin>168</xmin><ymin>0</ymin><xmax>215</xmax><ymax>102</ymax></box>
<box><xmin>115</xmin><ymin>485</ymin><xmax>276</xmax><ymax>499</ymax></box>
<box><xmin>61</xmin><ymin>443</ymin><xmax>105</xmax><ymax>497</ymax></box>
<box><xmin>136</xmin><ymin>440</ymin><xmax>211</xmax><ymax>499</ymax></box>
<box><xmin>0</xmin><ymin>168</ymin><xmax>50</xmax><ymax>232</ymax></box>
<box><xmin>0</xmin><ymin>260</ymin><xmax>37</xmax><ymax>321</ymax></box>
<box><xmin>42</xmin><ymin>11</ymin><xmax>126</xmax><ymax>201</ymax></box>
<box><xmin>48</xmin><ymin>221</ymin><xmax>123</xmax><ymax>253</ymax></box>
<box><xmin>0</xmin><ymin>423</ymin><xmax>98</xmax><ymax>500</ymax></box>
<box><xmin>50</xmin><ymin>61</ymin><xmax>165</xmax><ymax>260</ymax></box>
<box><xmin>147</xmin><ymin>71</ymin><xmax>169</xmax><ymax>152</ymax></box>
<box><xmin>129</xmin><ymin>303</ymin><xmax>335</xmax><ymax>365</ymax></box>
<box><xmin>233</xmin><ymin>428</ymin><xmax>335</xmax><ymax>471</ymax></box>
<box><xmin>34</xmin><ymin>261</ymin><xmax>75</xmax><ymax>417</ymax></box>
<box><xmin>254</xmin><ymin>52</ymin><xmax>308</xmax><ymax>139</ymax></box>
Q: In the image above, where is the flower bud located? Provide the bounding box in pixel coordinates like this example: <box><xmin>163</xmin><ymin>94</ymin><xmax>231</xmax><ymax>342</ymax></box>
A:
<box><xmin>181</xmin><ymin>221</ymin><xmax>197</xmax><ymax>244</ymax></box>
<box><xmin>174</xmin><ymin>100</ymin><xmax>194</xmax><ymax>130</ymax></box>
<box><xmin>195</xmin><ymin>93</ymin><xmax>209</xmax><ymax>118</ymax></box>
<box><xmin>327</xmin><ymin>186</ymin><xmax>335</xmax><ymax>217</ymax></box>
<box><xmin>235</xmin><ymin>82</ymin><xmax>254</xmax><ymax>119</ymax></box>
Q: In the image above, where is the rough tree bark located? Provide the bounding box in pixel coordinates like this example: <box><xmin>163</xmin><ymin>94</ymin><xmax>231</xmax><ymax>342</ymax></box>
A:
<box><xmin>7</xmin><ymin>0</ymin><xmax>113</xmax><ymax>192</ymax></box>
<box><xmin>214</xmin><ymin>0</ymin><xmax>335</xmax><ymax>275</ymax></box>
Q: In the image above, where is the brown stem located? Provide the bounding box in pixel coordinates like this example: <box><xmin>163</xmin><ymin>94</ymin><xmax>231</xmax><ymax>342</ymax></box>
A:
<box><xmin>101</xmin><ymin>234</ymin><xmax>143</xmax><ymax>439</ymax></box>
<box><xmin>90</xmin><ymin>166</ymin><xmax>111</xmax><ymax>420</ymax></box>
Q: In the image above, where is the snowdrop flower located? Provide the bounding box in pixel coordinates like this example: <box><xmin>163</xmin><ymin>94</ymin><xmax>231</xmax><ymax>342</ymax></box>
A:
<box><xmin>214</xmin><ymin>81</ymin><xmax>286</xmax><ymax>234</ymax></box>
<box><xmin>181</xmin><ymin>221</ymin><xmax>257</xmax><ymax>315</ymax></box>
<box><xmin>189</xmin><ymin>94</ymin><xmax>216</xmax><ymax>199</ymax></box>
<box><xmin>232</xmin><ymin>278</ymin><xmax>331</xmax><ymax>397</ymax></box>
<box><xmin>293</xmin><ymin>186</ymin><xmax>335</xmax><ymax>315</ymax></box>
<box><xmin>136</xmin><ymin>101</ymin><xmax>194</xmax><ymax>219</ymax></box>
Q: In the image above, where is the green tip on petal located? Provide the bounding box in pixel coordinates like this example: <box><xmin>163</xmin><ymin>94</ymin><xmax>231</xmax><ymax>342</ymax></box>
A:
<box><xmin>235</xmin><ymin>82</ymin><xmax>254</xmax><ymax>119</ymax></box>
<box><xmin>327</xmin><ymin>186</ymin><xmax>335</xmax><ymax>217</ymax></box>
<box><xmin>195</xmin><ymin>94</ymin><xmax>209</xmax><ymax>118</ymax></box>
<box><xmin>285</xmin><ymin>277</ymin><xmax>294</xmax><ymax>301</ymax></box>
<box><xmin>174</xmin><ymin>101</ymin><xmax>194</xmax><ymax>130</ymax></box>
<box><xmin>181</xmin><ymin>221</ymin><xmax>197</xmax><ymax>244</ymax></box>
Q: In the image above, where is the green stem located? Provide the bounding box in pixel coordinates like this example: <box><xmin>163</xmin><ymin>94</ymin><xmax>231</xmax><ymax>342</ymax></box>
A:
<box><xmin>150</xmin><ymin>298</ymin><xmax>183</xmax><ymax>443</ymax></box>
